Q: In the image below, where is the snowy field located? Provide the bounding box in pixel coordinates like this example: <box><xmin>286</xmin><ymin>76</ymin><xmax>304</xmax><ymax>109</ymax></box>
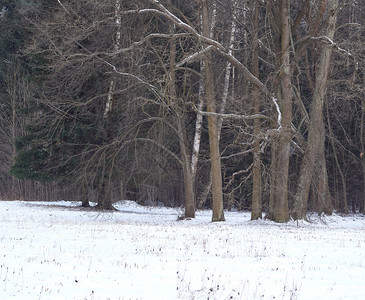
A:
<box><xmin>0</xmin><ymin>200</ymin><xmax>365</xmax><ymax>300</ymax></box>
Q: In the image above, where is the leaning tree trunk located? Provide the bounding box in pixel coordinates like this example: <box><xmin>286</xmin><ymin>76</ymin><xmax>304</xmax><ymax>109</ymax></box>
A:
<box><xmin>201</xmin><ymin>0</ymin><xmax>225</xmax><ymax>222</ymax></box>
<box><xmin>292</xmin><ymin>0</ymin><xmax>338</xmax><ymax>219</ymax></box>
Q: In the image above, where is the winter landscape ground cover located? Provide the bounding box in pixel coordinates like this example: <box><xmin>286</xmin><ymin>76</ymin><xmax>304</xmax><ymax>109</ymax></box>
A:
<box><xmin>0</xmin><ymin>200</ymin><xmax>364</xmax><ymax>300</ymax></box>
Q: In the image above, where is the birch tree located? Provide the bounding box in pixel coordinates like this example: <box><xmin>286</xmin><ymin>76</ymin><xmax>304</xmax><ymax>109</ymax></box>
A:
<box><xmin>146</xmin><ymin>0</ymin><xmax>285</xmax><ymax>220</ymax></box>
<box><xmin>8</xmin><ymin>0</ymin><xmax>364</xmax><ymax>220</ymax></box>
<box><xmin>197</xmin><ymin>0</ymin><xmax>238</xmax><ymax>210</ymax></box>
<box><xmin>10</xmin><ymin>0</ymin><xmax>151</xmax><ymax>209</ymax></box>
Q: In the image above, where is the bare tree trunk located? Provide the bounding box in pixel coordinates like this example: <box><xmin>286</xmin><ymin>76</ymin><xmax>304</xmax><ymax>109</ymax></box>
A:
<box><xmin>197</xmin><ymin>0</ymin><xmax>236</xmax><ymax>209</ymax></box>
<box><xmin>192</xmin><ymin>60</ymin><xmax>205</xmax><ymax>208</ymax></box>
<box><xmin>315</xmin><ymin>126</ymin><xmax>332</xmax><ymax>215</ymax></box>
<box><xmin>361</xmin><ymin>95</ymin><xmax>365</xmax><ymax>214</ymax></box>
<box><xmin>80</xmin><ymin>182</ymin><xmax>90</xmax><ymax>207</ymax></box>
<box><xmin>96</xmin><ymin>177</ymin><xmax>115</xmax><ymax>210</ymax></box>
<box><xmin>11</xmin><ymin>68</ymin><xmax>17</xmax><ymax>199</ymax></box>
<box><xmin>177</xmin><ymin>116</ymin><xmax>196</xmax><ymax>218</ymax></box>
<box><xmin>326</xmin><ymin>102</ymin><xmax>348</xmax><ymax>213</ymax></box>
<box><xmin>191</xmin><ymin>69</ymin><xmax>204</xmax><ymax>182</ymax></box>
<box><xmin>271</xmin><ymin>0</ymin><xmax>291</xmax><ymax>223</ymax></box>
<box><xmin>192</xmin><ymin>4</ymin><xmax>210</xmax><ymax>208</ymax></box>
<box><xmin>267</xmin><ymin>140</ymin><xmax>278</xmax><ymax>219</ymax></box>
<box><xmin>292</xmin><ymin>0</ymin><xmax>338</xmax><ymax>219</ymax></box>
<box><xmin>96</xmin><ymin>0</ymin><xmax>121</xmax><ymax>210</ymax></box>
<box><xmin>217</xmin><ymin>7</ymin><xmax>236</xmax><ymax>138</ymax></box>
<box><xmin>251</xmin><ymin>0</ymin><xmax>262</xmax><ymax>220</ymax></box>
<box><xmin>167</xmin><ymin>2</ymin><xmax>195</xmax><ymax>218</ymax></box>
<box><xmin>201</xmin><ymin>0</ymin><xmax>225</xmax><ymax>221</ymax></box>
<box><xmin>104</xmin><ymin>0</ymin><xmax>121</xmax><ymax>117</ymax></box>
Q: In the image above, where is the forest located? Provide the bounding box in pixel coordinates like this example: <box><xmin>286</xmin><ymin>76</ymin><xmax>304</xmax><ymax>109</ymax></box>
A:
<box><xmin>0</xmin><ymin>0</ymin><xmax>364</xmax><ymax>222</ymax></box>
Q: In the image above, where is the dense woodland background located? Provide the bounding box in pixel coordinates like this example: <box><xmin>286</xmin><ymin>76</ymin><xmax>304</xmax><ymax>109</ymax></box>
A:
<box><xmin>0</xmin><ymin>0</ymin><xmax>364</xmax><ymax>222</ymax></box>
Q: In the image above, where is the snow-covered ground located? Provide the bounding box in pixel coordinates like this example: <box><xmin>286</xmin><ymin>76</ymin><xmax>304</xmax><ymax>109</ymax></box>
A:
<box><xmin>0</xmin><ymin>200</ymin><xmax>364</xmax><ymax>300</ymax></box>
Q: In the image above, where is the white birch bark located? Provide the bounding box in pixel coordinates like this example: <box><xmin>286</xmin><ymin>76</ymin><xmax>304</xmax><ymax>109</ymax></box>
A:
<box><xmin>190</xmin><ymin>1</ymin><xmax>218</xmax><ymax>179</ymax></box>
<box><xmin>104</xmin><ymin>0</ymin><xmax>121</xmax><ymax>117</ymax></box>
<box><xmin>198</xmin><ymin>0</ymin><xmax>237</xmax><ymax>208</ymax></box>
<box><xmin>217</xmin><ymin>8</ymin><xmax>237</xmax><ymax>138</ymax></box>
<box><xmin>190</xmin><ymin>72</ymin><xmax>204</xmax><ymax>179</ymax></box>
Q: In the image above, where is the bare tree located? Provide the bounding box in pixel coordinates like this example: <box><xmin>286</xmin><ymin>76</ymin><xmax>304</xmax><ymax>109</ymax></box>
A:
<box><xmin>250</xmin><ymin>0</ymin><xmax>262</xmax><ymax>220</ymax></box>
<box><xmin>292</xmin><ymin>0</ymin><xmax>339</xmax><ymax>219</ymax></box>
<box><xmin>200</xmin><ymin>0</ymin><xmax>225</xmax><ymax>221</ymax></box>
<box><xmin>7</xmin><ymin>0</ymin><xmax>364</xmax><ymax>221</ymax></box>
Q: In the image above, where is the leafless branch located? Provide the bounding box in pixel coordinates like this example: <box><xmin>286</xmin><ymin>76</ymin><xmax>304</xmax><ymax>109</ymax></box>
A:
<box><xmin>192</xmin><ymin>105</ymin><xmax>274</xmax><ymax>123</ymax></box>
